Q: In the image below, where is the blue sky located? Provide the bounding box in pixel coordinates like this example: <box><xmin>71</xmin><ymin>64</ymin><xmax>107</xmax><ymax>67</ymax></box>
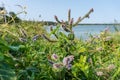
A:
<box><xmin>0</xmin><ymin>0</ymin><xmax>120</xmax><ymax>23</ymax></box>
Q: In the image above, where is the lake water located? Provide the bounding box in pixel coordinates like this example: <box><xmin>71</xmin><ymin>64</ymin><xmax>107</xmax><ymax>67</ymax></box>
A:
<box><xmin>45</xmin><ymin>24</ymin><xmax>119</xmax><ymax>39</ymax></box>
<box><xmin>73</xmin><ymin>24</ymin><xmax>115</xmax><ymax>39</ymax></box>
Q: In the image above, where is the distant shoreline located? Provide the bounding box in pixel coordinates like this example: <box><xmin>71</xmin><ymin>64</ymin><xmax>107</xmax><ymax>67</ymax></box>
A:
<box><xmin>23</xmin><ymin>20</ymin><xmax>120</xmax><ymax>26</ymax></box>
<box><xmin>78</xmin><ymin>23</ymin><xmax>120</xmax><ymax>25</ymax></box>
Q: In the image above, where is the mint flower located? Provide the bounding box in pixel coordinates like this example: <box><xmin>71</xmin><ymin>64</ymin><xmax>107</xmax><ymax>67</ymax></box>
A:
<box><xmin>63</xmin><ymin>55</ymin><xmax>74</xmax><ymax>69</ymax></box>
<box><xmin>51</xmin><ymin>53</ymin><xmax>58</xmax><ymax>60</ymax></box>
<box><xmin>53</xmin><ymin>63</ymin><xmax>62</xmax><ymax>70</ymax></box>
<box><xmin>96</xmin><ymin>71</ymin><xmax>103</xmax><ymax>76</ymax></box>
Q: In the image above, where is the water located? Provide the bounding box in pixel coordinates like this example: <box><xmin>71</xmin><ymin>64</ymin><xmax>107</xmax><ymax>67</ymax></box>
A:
<box><xmin>73</xmin><ymin>24</ymin><xmax>115</xmax><ymax>39</ymax></box>
<box><xmin>45</xmin><ymin>24</ymin><xmax>118</xmax><ymax>39</ymax></box>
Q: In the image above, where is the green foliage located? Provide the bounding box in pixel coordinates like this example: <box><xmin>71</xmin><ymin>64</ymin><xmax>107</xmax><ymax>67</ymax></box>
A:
<box><xmin>72</xmin><ymin>55</ymin><xmax>89</xmax><ymax>79</ymax></box>
<box><xmin>1</xmin><ymin>8</ymin><xmax>120</xmax><ymax>80</ymax></box>
<box><xmin>0</xmin><ymin>41</ymin><xmax>17</xmax><ymax>80</ymax></box>
<box><xmin>0</xmin><ymin>63</ymin><xmax>16</xmax><ymax>80</ymax></box>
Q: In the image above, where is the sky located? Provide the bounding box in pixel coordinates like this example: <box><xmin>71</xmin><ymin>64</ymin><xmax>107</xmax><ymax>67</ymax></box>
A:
<box><xmin>0</xmin><ymin>0</ymin><xmax>120</xmax><ymax>23</ymax></box>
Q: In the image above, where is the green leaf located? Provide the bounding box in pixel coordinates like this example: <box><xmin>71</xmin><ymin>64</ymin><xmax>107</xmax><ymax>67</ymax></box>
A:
<box><xmin>9</xmin><ymin>45</ymin><xmax>25</xmax><ymax>51</ymax></box>
<box><xmin>112</xmin><ymin>67</ymin><xmax>120</xmax><ymax>80</ymax></box>
<box><xmin>50</xmin><ymin>26</ymin><xmax>60</xmax><ymax>35</ymax></box>
<box><xmin>0</xmin><ymin>53</ymin><xmax>4</xmax><ymax>61</ymax></box>
<box><xmin>0</xmin><ymin>62</ymin><xmax>16</xmax><ymax>80</ymax></box>
<box><xmin>0</xmin><ymin>69</ymin><xmax>16</xmax><ymax>80</ymax></box>
<box><xmin>68</xmin><ymin>33</ymin><xmax>75</xmax><ymax>40</ymax></box>
<box><xmin>79</xmin><ymin>47</ymin><xmax>86</xmax><ymax>53</ymax></box>
<box><xmin>9</xmin><ymin>46</ymin><xmax>19</xmax><ymax>51</ymax></box>
<box><xmin>0</xmin><ymin>40</ymin><xmax>9</xmax><ymax>50</ymax></box>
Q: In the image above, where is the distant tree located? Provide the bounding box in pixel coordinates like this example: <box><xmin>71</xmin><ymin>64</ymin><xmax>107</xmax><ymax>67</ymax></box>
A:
<box><xmin>8</xmin><ymin>11</ymin><xmax>21</xmax><ymax>23</ymax></box>
<box><xmin>0</xmin><ymin>6</ymin><xmax>21</xmax><ymax>24</ymax></box>
<box><xmin>0</xmin><ymin>6</ymin><xmax>7</xmax><ymax>23</ymax></box>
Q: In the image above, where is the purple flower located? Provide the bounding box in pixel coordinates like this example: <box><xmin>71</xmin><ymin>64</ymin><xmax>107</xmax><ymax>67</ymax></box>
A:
<box><xmin>32</xmin><ymin>35</ymin><xmax>40</xmax><ymax>41</ymax></box>
<box><xmin>50</xmin><ymin>55</ymin><xmax>74</xmax><ymax>70</ymax></box>
<box><xmin>96</xmin><ymin>47</ymin><xmax>103</xmax><ymax>51</ymax></box>
<box><xmin>51</xmin><ymin>53</ymin><xmax>58</xmax><ymax>60</ymax></box>
<box><xmin>63</xmin><ymin>57</ymin><xmax>69</xmax><ymax>66</ymax></box>
<box><xmin>66</xmin><ymin>64</ymin><xmax>72</xmax><ymax>70</ymax></box>
<box><xmin>63</xmin><ymin>55</ymin><xmax>74</xmax><ymax>69</ymax></box>
<box><xmin>53</xmin><ymin>63</ymin><xmax>62</xmax><ymax>70</ymax></box>
<box><xmin>87</xmin><ymin>58</ymin><xmax>92</xmax><ymax>64</ymax></box>
<box><xmin>105</xmin><ymin>36</ymin><xmax>111</xmax><ymax>41</ymax></box>
<box><xmin>93</xmin><ymin>35</ymin><xmax>100</xmax><ymax>39</ymax></box>
<box><xmin>63</xmin><ymin>55</ymin><xmax>74</xmax><ymax>66</ymax></box>
<box><xmin>19</xmin><ymin>38</ymin><xmax>27</xmax><ymax>42</ymax></box>
<box><xmin>67</xmin><ymin>55</ymin><xmax>74</xmax><ymax>61</ymax></box>
<box><xmin>96</xmin><ymin>71</ymin><xmax>103</xmax><ymax>76</ymax></box>
<box><xmin>107</xmin><ymin>64</ymin><xmax>115</xmax><ymax>70</ymax></box>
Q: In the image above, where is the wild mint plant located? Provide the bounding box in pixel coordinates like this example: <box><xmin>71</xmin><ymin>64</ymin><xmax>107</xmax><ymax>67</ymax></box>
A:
<box><xmin>1</xmin><ymin>6</ymin><xmax>120</xmax><ymax>80</ymax></box>
<box><xmin>42</xmin><ymin>8</ymin><xmax>93</xmax><ymax>42</ymax></box>
<box><xmin>43</xmin><ymin>8</ymin><xmax>94</xmax><ymax>80</ymax></box>
<box><xmin>54</xmin><ymin>8</ymin><xmax>94</xmax><ymax>32</ymax></box>
<box><xmin>42</xmin><ymin>9</ymin><xmax>94</xmax><ymax>56</ymax></box>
